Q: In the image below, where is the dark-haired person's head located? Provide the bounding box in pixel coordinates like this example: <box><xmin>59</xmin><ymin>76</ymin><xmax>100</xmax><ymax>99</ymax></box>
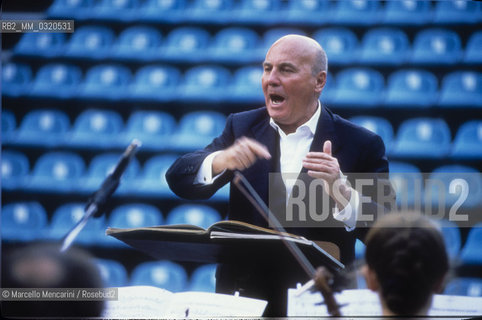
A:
<box><xmin>1</xmin><ymin>242</ymin><xmax>104</xmax><ymax>318</ymax></box>
<box><xmin>363</xmin><ymin>213</ymin><xmax>449</xmax><ymax>316</ymax></box>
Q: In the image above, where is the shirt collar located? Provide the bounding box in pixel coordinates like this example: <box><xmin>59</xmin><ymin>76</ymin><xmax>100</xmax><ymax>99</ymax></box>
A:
<box><xmin>269</xmin><ymin>101</ymin><xmax>321</xmax><ymax>136</ymax></box>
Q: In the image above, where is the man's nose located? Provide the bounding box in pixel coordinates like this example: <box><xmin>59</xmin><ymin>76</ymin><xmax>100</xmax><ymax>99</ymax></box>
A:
<box><xmin>266</xmin><ymin>69</ymin><xmax>280</xmax><ymax>86</ymax></box>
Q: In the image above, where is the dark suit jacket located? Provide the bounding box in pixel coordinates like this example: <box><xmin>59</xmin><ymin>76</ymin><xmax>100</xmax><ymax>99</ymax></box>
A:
<box><xmin>166</xmin><ymin>105</ymin><xmax>391</xmax><ymax>315</ymax></box>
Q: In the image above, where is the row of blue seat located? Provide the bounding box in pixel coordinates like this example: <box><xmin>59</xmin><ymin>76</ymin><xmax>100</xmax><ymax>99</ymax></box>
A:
<box><xmin>1</xmin><ymin>148</ymin><xmax>228</xmax><ymax>199</ymax></box>
<box><xmin>2</xmin><ymin>202</ymin><xmax>223</xmax><ymax>244</ymax></box>
<box><xmin>3</xmin><ymin>108</ymin><xmax>482</xmax><ymax>158</ymax></box>
<box><xmin>4</xmin><ymin>62</ymin><xmax>481</xmax><ymax>108</ymax></box>
<box><xmin>47</xmin><ymin>0</ymin><xmax>482</xmax><ymax>26</ymax></box>
<box><xmin>13</xmin><ymin>27</ymin><xmax>481</xmax><ymax>65</ymax></box>
<box><xmin>3</xmin><ymin>142</ymin><xmax>482</xmax><ymax>208</ymax></box>
<box><xmin>96</xmin><ymin>259</ymin><xmax>216</xmax><ymax>292</ymax></box>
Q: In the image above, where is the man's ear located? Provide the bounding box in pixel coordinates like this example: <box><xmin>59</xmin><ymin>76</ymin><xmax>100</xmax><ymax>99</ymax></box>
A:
<box><xmin>362</xmin><ymin>265</ymin><xmax>380</xmax><ymax>292</ymax></box>
<box><xmin>315</xmin><ymin>71</ymin><xmax>327</xmax><ymax>94</ymax></box>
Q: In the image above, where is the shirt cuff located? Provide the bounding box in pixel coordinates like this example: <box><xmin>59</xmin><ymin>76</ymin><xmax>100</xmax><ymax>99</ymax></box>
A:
<box><xmin>194</xmin><ymin>151</ymin><xmax>225</xmax><ymax>185</ymax></box>
<box><xmin>332</xmin><ymin>173</ymin><xmax>360</xmax><ymax>232</ymax></box>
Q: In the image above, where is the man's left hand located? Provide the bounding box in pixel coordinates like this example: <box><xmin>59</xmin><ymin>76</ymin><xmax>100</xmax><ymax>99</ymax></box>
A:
<box><xmin>302</xmin><ymin>140</ymin><xmax>351</xmax><ymax>209</ymax></box>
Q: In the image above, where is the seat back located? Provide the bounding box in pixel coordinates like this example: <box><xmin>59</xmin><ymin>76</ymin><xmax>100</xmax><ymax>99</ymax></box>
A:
<box><xmin>115</xmin><ymin>26</ymin><xmax>162</xmax><ymax>56</ymax></box>
<box><xmin>2</xmin><ymin>63</ymin><xmax>32</xmax><ymax>96</ymax></box>
<box><xmin>189</xmin><ymin>264</ymin><xmax>217</xmax><ymax>292</ymax></box>
<box><xmin>167</xmin><ymin>204</ymin><xmax>222</xmax><ymax>229</ymax></box>
<box><xmin>434</xmin><ymin>0</ymin><xmax>481</xmax><ymax>24</ymax></box>
<box><xmin>124</xmin><ymin>110</ymin><xmax>176</xmax><ymax>142</ymax></box>
<box><xmin>14</xmin><ymin>33</ymin><xmax>66</xmax><ymax>56</ymax></box>
<box><xmin>178</xmin><ymin>111</ymin><xmax>226</xmax><ymax>137</ymax></box>
<box><xmin>382</xmin><ymin>0</ymin><xmax>432</xmax><ymax>25</ymax></box>
<box><xmin>1</xmin><ymin>202</ymin><xmax>47</xmax><ymax>241</ymax></box>
<box><xmin>451</xmin><ymin>121</ymin><xmax>482</xmax><ymax>159</ymax></box>
<box><xmin>389</xmin><ymin>161</ymin><xmax>423</xmax><ymax>208</ymax></box>
<box><xmin>71</xmin><ymin>109</ymin><xmax>124</xmax><ymax>147</ymax></box>
<box><xmin>108</xmin><ymin>203</ymin><xmax>163</xmax><ymax>228</ymax></box>
<box><xmin>385</xmin><ymin>69</ymin><xmax>438</xmax><ymax>107</ymax></box>
<box><xmin>31</xmin><ymin>152</ymin><xmax>86</xmax><ymax>185</ymax></box>
<box><xmin>95</xmin><ymin>258</ymin><xmax>128</xmax><ymax>287</ymax></box>
<box><xmin>359</xmin><ymin>27</ymin><xmax>410</xmax><ymax>64</ymax></box>
<box><xmin>17</xmin><ymin>109</ymin><xmax>70</xmax><ymax>146</ymax></box>
<box><xmin>393</xmin><ymin>118</ymin><xmax>451</xmax><ymax>158</ymax></box>
<box><xmin>460</xmin><ymin>223</ymin><xmax>482</xmax><ymax>265</ymax></box>
<box><xmin>445</xmin><ymin>277</ymin><xmax>482</xmax><ymax>297</ymax></box>
<box><xmin>411</xmin><ymin>28</ymin><xmax>462</xmax><ymax>64</ymax></box>
<box><xmin>130</xmin><ymin>261</ymin><xmax>188</xmax><ymax>292</ymax></box>
<box><xmin>332</xmin><ymin>0</ymin><xmax>381</xmax><ymax>25</ymax></box>
<box><xmin>436</xmin><ymin>219</ymin><xmax>461</xmax><ymax>260</ymax></box>
<box><xmin>464</xmin><ymin>31</ymin><xmax>482</xmax><ymax>63</ymax></box>
<box><xmin>438</xmin><ymin>71</ymin><xmax>482</xmax><ymax>107</ymax></box>
<box><xmin>65</xmin><ymin>25</ymin><xmax>115</xmax><ymax>57</ymax></box>
<box><xmin>333</xmin><ymin>67</ymin><xmax>385</xmax><ymax>106</ymax></box>
<box><xmin>31</xmin><ymin>64</ymin><xmax>82</xmax><ymax>97</ymax></box>
<box><xmin>2</xmin><ymin>150</ymin><xmax>29</xmax><ymax>189</ymax></box>
<box><xmin>313</xmin><ymin>27</ymin><xmax>359</xmax><ymax>64</ymax></box>
<box><xmin>349</xmin><ymin>116</ymin><xmax>394</xmax><ymax>150</ymax></box>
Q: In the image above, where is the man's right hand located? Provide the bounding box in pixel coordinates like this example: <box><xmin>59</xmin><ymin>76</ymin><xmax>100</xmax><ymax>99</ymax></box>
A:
<box><xmin>212</xmin><ymin>137</ymin><xmax>271</xmax><ymax>175</ymax></box>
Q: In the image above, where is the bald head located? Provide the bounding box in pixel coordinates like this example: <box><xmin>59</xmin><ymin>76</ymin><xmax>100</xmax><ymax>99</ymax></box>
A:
<box><xmin>269</xmin><ymin>34</ymin><xmax>328</xmax><ymax>76</ymax></box>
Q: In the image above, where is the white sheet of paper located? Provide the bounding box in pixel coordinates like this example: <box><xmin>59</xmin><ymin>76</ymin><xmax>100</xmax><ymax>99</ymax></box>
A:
<box><xmin>288</xmin><ymin>288</ymin><xmax>482</xmax><ymax>317</ymax></box>
<box><xmin>102</xmin><ymin>286</ymin><xmax>267</xmax><ymax>318</ymax></box>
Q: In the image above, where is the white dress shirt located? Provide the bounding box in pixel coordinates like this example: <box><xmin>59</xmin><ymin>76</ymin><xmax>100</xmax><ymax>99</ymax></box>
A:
<box><xmin>195</xmin><ymin>102</ymin><xmax>359</xmax><ymax>231</ymax></box>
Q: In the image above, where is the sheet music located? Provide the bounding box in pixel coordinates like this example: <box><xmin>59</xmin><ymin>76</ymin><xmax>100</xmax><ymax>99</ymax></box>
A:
<box><xmin>288</xmin><ymin>288</ymin><xmax>482</xmax><ymax>317</ymax></box>
<box><xmin>102</xmin><ymin>286</ymin><xmax>267</xmax><ymax>318</ymax></box>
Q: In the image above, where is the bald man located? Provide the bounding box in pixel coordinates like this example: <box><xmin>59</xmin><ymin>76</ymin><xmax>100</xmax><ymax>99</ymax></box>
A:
<box><xmin>167</xmin><ymin>35</ymin><xmax>391</xmax><ymax>316</ymax></box>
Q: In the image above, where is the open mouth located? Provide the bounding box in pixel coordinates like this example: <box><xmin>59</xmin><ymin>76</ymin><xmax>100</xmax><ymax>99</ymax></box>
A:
<box><xmin>269</xmin><ymin>94</ymin><xmax>285</xmax><ymax>105</ymax></box>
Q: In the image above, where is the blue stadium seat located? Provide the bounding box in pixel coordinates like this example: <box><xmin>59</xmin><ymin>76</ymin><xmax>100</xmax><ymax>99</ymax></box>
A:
<box><xmin>162</xmin><ymin>27</ymin><xmax>211</xmax><ymax>63</ymax></box>
<box><xmin>433</xmin><ymin>0</ymin><xmax>481</xmax><ymax>25</ymax></box>
<box><xmin>313</xmin><ymin>27</ymin><xmax>359</xmax><ymax>65</ymax></box>
<box><xmin>139</xmin><ymin>0</ymin><xmax>187</xmax><ymax>23</ymax></box>
<box><xmin>14</xmin><ymin>33</ymin><xmax>66</xmax><ymax>57</ymax></box>
<box><xmin>78</xmin><ymin>64</ymin><xmax>132</xmax><ymax>100</ymax></box>
<box><xmin>385</xmin><ymin>69</ymin><xmax>438</xmax><ymax>108</ymax></box>
<box><xmin>389</xmin><ymin>161</ymin><xmax>423</xmax><ymax>209</ymax></box>
<box><xmin>104</xmin><ymin>203</ymin><xmax>163</xmax><ymax>247</ymax></box>
<box><xmin>188</xmin><ymin>0</ymin><xmax>235</xmax><ymax>24</ymax></box>
<box><xmin>464</xmin><ymin>31</ymin><xmax>482</xmax><ymax>64</ymax></box>
<box><xmin>230</xmin><ymin>66</ymin><xmax>264</xmax><ymax>104</ymax></box>
<box><xmin>2</xmin><ymin>63</ymin><xmax>32</xmax><ymax>97</ymax></box>
<box><xmin>349</xmin><ymin>116</ymin><xmax>394</xmax><ymax>153</ymax></box>
<box><xmin>114</xmin><ymin>26</ymin><xmax>163</xmax><ymax>61</ymax></box>
<box><xmin>131</xmin><ymin>154</ymin><xmax>179</xmax><ymax>198</ymax></box>
<box><xmin>460</xmin><ymin>223</ymin><xmax>482</xmax><ymax>266</ymax></box>
<box><xmin>445</xmin><ymin>277</ymin><xmax>482</xmax><ymax>297</ymax></box>
<box><xmin>108</xmin><ymin>203</ymin><xmax>163</xmax><ymax>228</ymax></box>
<box><xmin>237</xmin><ymin>0</ymin><xmax>282</xmax><ymax>25</ymax></box>
<box><xmin>27</xmin><ymin>152</ymin><xmax>86</xmax><ymax>193</ymax></box>
<box><xmin>358</xmin><ymin>28</ymin><xmax>410</xmax><ymax>65</ymax></box>
<box><xmin>130</xmin><ymin>261</ymin><xmax>188</xmax><ymax>292</ymax></box>
<box><xmin>48</xmin><ymin>202</ymin><xmax>106</xmax><ymax>244</ymax></box>
<box><xmin>95</xmin><ymin>258</ymin><xmax>128</xmax><ymax>287</ymax></box>
<box><xmin>30</xmin><ymin>64</ymin><xmax>82</xmax><ymax>99</ymax></box>
<box><xmin>286</xmin><ymin>0</ymin><xmax>331</xmax><ymax>25</ymax></box>
<box><xmin>425</xmin><ymin>165</ymin><xmax>482</xmax><ymax>210</ymax></box>
<box><xmin>64</xmin><ymin>26</ymin><xmax>115</xmax><ymax>59</ymax></box>
<box><xmin>210</xmin><ymin>27</ymin><xmax>260</xmax><ymax>64</ymax></box>
<box><xmin>189</xmin><ymin>264</ymin><xmax>217</xmax><ymax>292</ymax></box>
<box><xmin>83</xmin><ymin>153</ymin><xmax>141</xmax><ymax>194</ymax></box>
<box><xmin>451</xmin><ymin>121</ymin><xmax>482</xmax><ymax>159</ymax></box>
<box><xmin>92</xmin><ymin>0</ymin><xmax>141</xmax><ymax>21</ymax></box>
<box><xmin>438</xmin><ymin>71</ymin><xmax>482</xmax><ymax>108</ymax></box>
<box><xmin>167</xmin><ymin>204</ymin><xmax>222</xmax><ymax>229</ymax></box>
<box><xmin>122</xmin><ymin>111</ymin><xmax>176</xmax><ymax>151</ymax></box>
<box><xmin>1</xmin><ymin>202</ymin><xmax>47</xmax><ymax>242</ymax></box>
<box><xmin>1</xmin><ymin>150</ymin><xmax>29</xmax><ymax>190</ymax></box>
<box><xmin>392</xmin><ymin>118</ymin><xmax>451</xmax><ymax>158</ymax></box>
<box><xmin>382</xmin><ymin>0</ymin><xmax>432</xmax><ymax>25</ymax></box>
<box><xmin>411</xmin><ymin>28</ymin><xmax>462</xmax><ymax>65</ymax></box>
<box><xmin>15</xmin><ymin>109</ymin><xmax>70</xmax><ymax>147</ymax></box>
<box><xmin>48</xmin><ymin>0</ymin><xmax>96</xmax><ymax>19</ymax></box>
<box><xmin>70</xmin><ymin>109</ymin><xmax>124</xmax><ymax>148</ymax></box>
<box><xmin>2</xmin><ymin>110</ymin><xmax>17</xmax><ymax>143</ymax></box>
<box><xmin>331</xmin><ymin>0</ymin><xmax>381</xmax><ymax>25</ymax></box>
<box><xmin>173</xmin><ymin>111</ymin><xmax>226</xmax><ymax>151</ymax></box>
<box><xmin>130</xmin><ymin>65</ymin><xmax>181</xmax><ymax>102</ymax></box>
<box><xmin>180</xmin><ymin>65</ymin><xmax>231</xmax><ymax>102</ymax></box>
<box><xmin>436</xmin><ymin>219</ymin><xmax>461</xmax><ymax>260</ymax></box>
<box><xmin>332</xmin><ymin>68</ymin><xmax>385</xmax><ymax>107</ymax></box>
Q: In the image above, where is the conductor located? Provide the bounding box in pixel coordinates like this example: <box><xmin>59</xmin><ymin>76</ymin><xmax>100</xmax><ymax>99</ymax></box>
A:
<box><xmin>166</xmin><ymin>34</ymin><xmax>392</xmax><ymax>316</ymax></box>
